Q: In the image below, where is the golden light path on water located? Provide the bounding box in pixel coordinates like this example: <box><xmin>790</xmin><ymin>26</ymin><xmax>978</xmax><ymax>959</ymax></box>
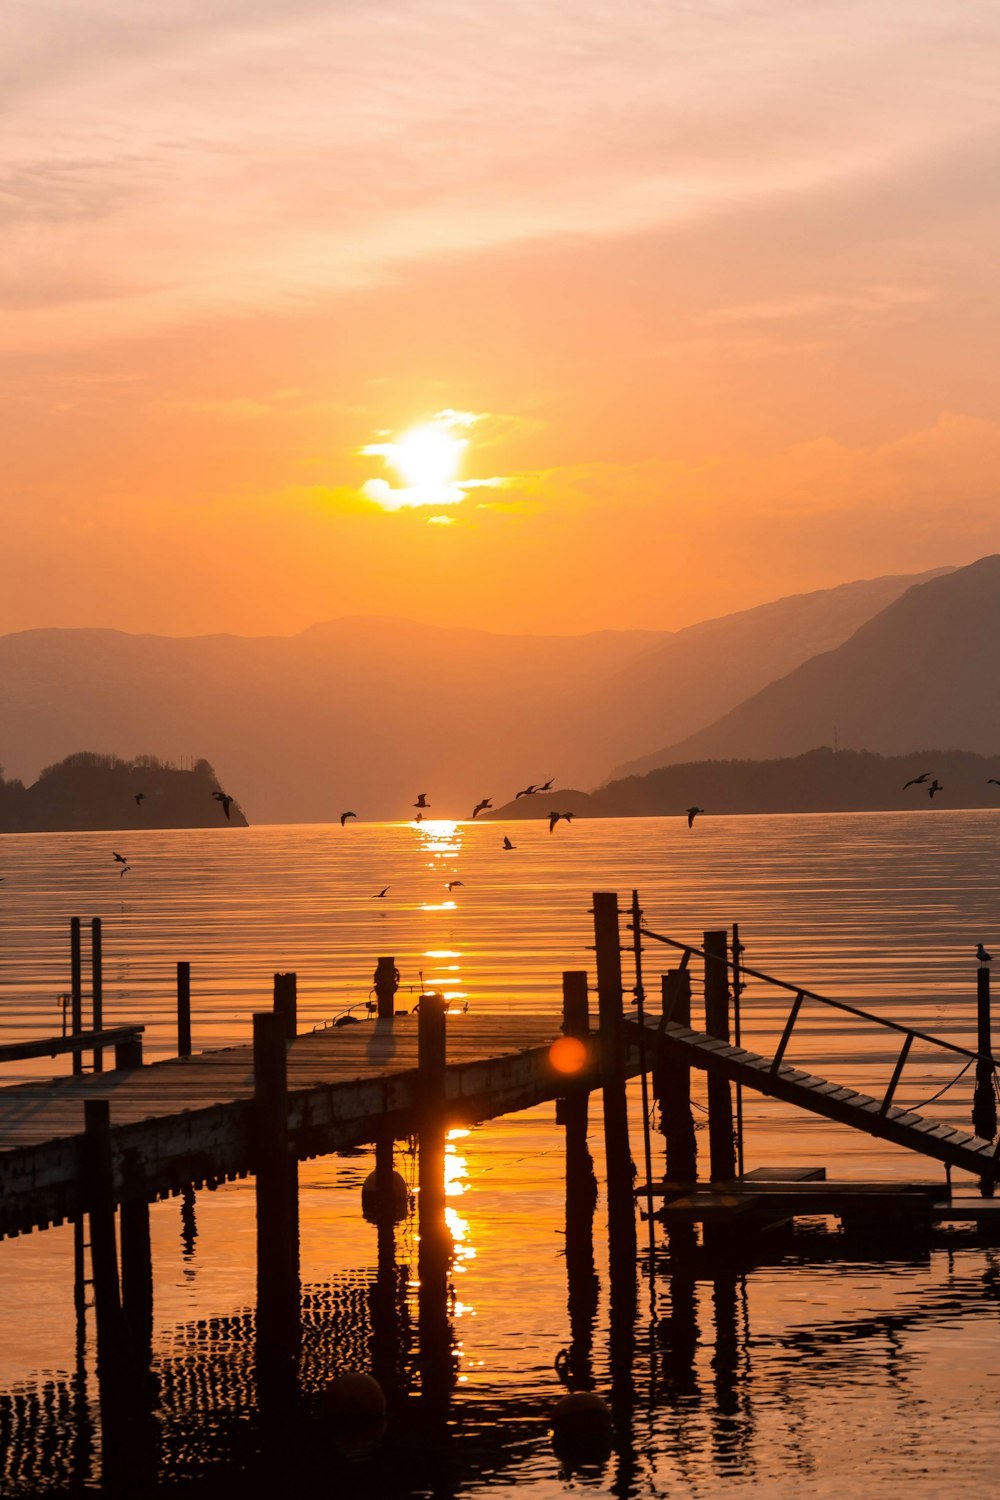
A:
<box><xmin>2</xmin><ymin>812</ymin><xmax>1000</xmax><ymax>1495</ymax></box>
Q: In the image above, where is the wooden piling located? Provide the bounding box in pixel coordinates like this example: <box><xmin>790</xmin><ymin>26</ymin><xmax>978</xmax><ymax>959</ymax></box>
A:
<box><xmin>974</xmin><ymin>961</ymin><xmax>996</xmax><ymax>1194</ymax></box>
<box><xmin>374</xmin><ymin>956</ymin><xmax>399</xmax><ymax>1019</ymax></box>
<box><xmin>177</xmin><ymin>962</ymin><xmax>192</xmax><ymax>1058</ymax></box>
<box><xmin>70</xmin><ymin>919</ymin><xmax>83</xmax><ymax>1077</ymax></box>
<box><xmin>656</xmin><ymin>969</ymin><xmax>697</xmax><ymax>1183</ymax></box>
<box><xmin>91</xmin><ymin>918</ymin><xmax>104</xmax><ymax>1074</ymax></box>
<box><xmin>273</xmin><ymin>972</ymin><xmax>297</xmax><ymax>1040</ymax></box>
<box><xmin>704</xmin><ymin>929</ymin><xmax>736</xmax><ymax>1184</ymax></box>
<box><xmin>593</xmin><ymin>893</ymin><xmax>637</xmax><ymax>1285</ymax></box>
<box><xmin>83</xmin><ymin>1099</ymin><xmax>125</xmax><ymax>1448</ymax></box>
<box><xmin>252</xmin><ymin>1010</ymin><xmax>300</xmax><ymax>1372</ymax></box>
<box><xmin>560</xmin><ymin>971</ymin><xmax>598</xmax><ymax>1391</ymax></box>
<box><xmin>417</xmin><ymin>992</ymin><xmax>452</xmax><ymax>1419</ymax></box>
<box><xmin>120</xmin><ymin>1161</ymin><xmax>153</xmax><ymax>1367</ymax></box>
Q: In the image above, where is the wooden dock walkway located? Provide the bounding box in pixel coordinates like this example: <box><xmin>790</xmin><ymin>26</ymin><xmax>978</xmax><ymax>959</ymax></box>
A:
<box><xmin>624</xmin><ymin>1014</ymin><xmax>1000</xmax><ymax>1179</ymax></box>
<box><xmin>0</xmin><ymin>1012</ymin><xmax>577</xmax><ymax>1239</ymax></box>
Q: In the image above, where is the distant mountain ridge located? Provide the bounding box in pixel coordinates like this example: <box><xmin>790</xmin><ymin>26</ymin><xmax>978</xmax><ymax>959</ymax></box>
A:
<box><xmin>0</xmin><ymin>566</ymin><xmax>946</xmax><ymax>822</ymax></box>
<box><xmin>618</xmin><ymin>556</ymin><xmax>1000</xmax><ymax>772</ymax></box>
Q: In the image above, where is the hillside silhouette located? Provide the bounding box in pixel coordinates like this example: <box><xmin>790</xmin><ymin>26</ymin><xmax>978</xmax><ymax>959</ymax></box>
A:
<box><xmin>0</xmin><ymin>569</ymin><xmax>935</xmax><ymax>823</ymax></box>
<box><xmin>488</xmin><ymin>748</ymin><xmax>1000</xmax><ymax>821</ymax></box>
<box><xmin>618</xmin><ymin>556</ymin><xmax>1000</xmax><ymax>772</ymax></box>
<box><xmin>0</xmin><ymin>753</ymin><xmax>248</xmax><ymax>833</ymax></box>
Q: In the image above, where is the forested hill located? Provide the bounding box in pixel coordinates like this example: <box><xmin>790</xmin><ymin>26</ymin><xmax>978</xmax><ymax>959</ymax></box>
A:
<box><xmin>487</xmin><ymin>748</ymin><xmax>1000</xmax><ymax>821</ymax></box>
<box><xmin>0</xmin><ymin>753</ymin><xmax>248</xmax><ymax>832</ymax></box>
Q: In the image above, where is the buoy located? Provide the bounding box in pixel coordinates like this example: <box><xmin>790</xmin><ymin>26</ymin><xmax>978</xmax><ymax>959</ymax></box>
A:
<box><xmin>320</xmin><ymin>1371</ymin><xmax>386</xmax><ymax>1443</ymax></box>
<box><xmin>360</xmin><ymin>1168</ymin><xmax>409</xmax><ymax>1222</ymax></box>
<box><xmin>551</xmin><ymin>1390</ymin><xmax>613</xmax><ymax>1465</ymax></box>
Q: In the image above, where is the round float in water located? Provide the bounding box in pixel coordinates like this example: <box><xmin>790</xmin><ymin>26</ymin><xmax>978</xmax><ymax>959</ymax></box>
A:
<box><xmin>551</xmin><ymin>1390</ymin><xmax>614</xmax><ymax>1467</ymax></box>
<box><xmin>320</xmin><ymin>1371</ymin><xmax>387</xmax><ymax>1444</ymax></box>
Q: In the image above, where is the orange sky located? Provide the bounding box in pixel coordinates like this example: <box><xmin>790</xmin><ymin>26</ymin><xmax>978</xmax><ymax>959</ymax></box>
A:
<box><xmin>3</xmin><ymin>2</ymin><xmax>1000</xmax><ymax>637</ymax></box>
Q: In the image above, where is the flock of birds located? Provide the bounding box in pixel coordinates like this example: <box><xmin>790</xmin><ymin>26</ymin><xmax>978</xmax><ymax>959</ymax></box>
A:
<box><xmin>110</xmin><ymin>787</ymin><xmax>238</xmax><ymax>879</ymax></box>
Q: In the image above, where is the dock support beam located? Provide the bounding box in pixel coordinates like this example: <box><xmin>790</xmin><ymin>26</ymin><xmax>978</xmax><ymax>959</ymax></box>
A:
<box><xmin>177</xmin><ymin>962</ymin><xmax>192</xmax><ymax>1058</ymax></box>
<box><xmin>593</xmin><ymin>892</ymin><xmax>636</xmax><ymax>1303</ymax></box>
<box><xmin>91</xmin><ymin>918</ymin><xmax>104</xmax><ymax>1073</ymax></box>
<box><xmin>974</xmin><ymin>961</ymin><xmax>996</xmax><ymax>1195</ymax></box>
<box><xmin>84</xmin><ymin>1099</ymin><xmax>128</xmax><ymax>1481</ymax></box>
<box><xmin>273</xmin><ymin>972</ymin><xmax>297</xmax><ymax>1039</ymax></box>
<box><xmin>704</xmin><ymin>930</ymin><xmax>736</xmax><ymax>1185</ymax></box>
<box><xmin>374</xmin><ymin>956</ymin><xmax>399</xmax><ymax>1019</ymax></box>
<box><xmin>656</xmin><ymin>968</ymin><xmax>697</xmax><ymax>1183</ymax></box>
<box><xmin>417</xmin><ymin>992</ymin><xmax>452</xmax><ymax>1422</ymax></box>
<box><xmin>71</xmin><ymin>918</ymin><xmax>83</xmax><ymax>1077</ymax></box>
<box><xmin>560</xmin><ymin>972</ymin><xmax>598</xmax><ymax>1391</ymax></box>
<box><xmin>252</xmin><ymin>1010</ymin><xmax>300</xmax><ymax>1395</ymax></box>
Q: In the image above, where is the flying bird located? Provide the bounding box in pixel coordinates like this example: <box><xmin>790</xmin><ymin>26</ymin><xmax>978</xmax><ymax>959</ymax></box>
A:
<box><xmin>446</xmin><ymin>881</ymin><xmax>464</xmax><ymax>891</ymax></box>
<box><xmin>112</xmin><ymin>851</ymin><xmax>129</xmax><ymax>867</ymax></box>
<box><xmin>685</xmin><ymin>806</ymin><xmax>704</xmax><ymax>827</ymax></box>
<box><xmin>515</xmin><ymin>784</ymin><xmax>538</xmax><ymax>799</ymax></box>
<box><xmin>549</xmin><ymin>811</ymin><xmax>573</xmax><ymax>833</ymax></box>
<box><xmin>371</xmin><ymin>887</ymin><xmax>390</xmax><ymax>899</ymax></box>
<box><xmin>212</xmin><ymin>791</ymin><xmax>234</xmax><ymax>820</ymax></box>
<box><xmin>119</xmin><ymin>864</ymin><xmax>132</xmax><ymax>879</ymax></box>
<box><xmin>502</xmin><ymin>836</ymin><xmax>516</xmax><ymax>850</ymax></box>
<box><xmin>988</xmin><ymin>780</ymin><xmax>1000</xmax><ymax>788</ymax></box>
<box><xmin>340</xmin><ymin>811</ymin><xmax>357</xmax><ymax>827</ymax></box>
<box><xmin>977</xmin><ymin>943</ymin><xmax>993</xmax><ymax>964</ymax></box>
<box><xmin>471</xmin><ymin>798</ymin><xmax>493</xmax><ymax>819</ymax></box>
<box><xmin>928</xmin><ymin>780</ymin><xmax>943</xmax><ymax>799</ymax></box>
<box><xmin>903</xmin><ymin>773</ymin><xmax>933</xmax><ymax>789</ymax></box>
<box><xmin>413</xmin><ymin>793</ymin><xmax>429</xmax><ymax>809</ymax></box>
<box><xmin>538</xmin><ymin>777</ymin><xmax>555</xmax><ymax>792</ymax></box>
<box><xmin>134</xmin><ymin>792</ymin><xmax>145</xmax><ymax>806</ymax></box>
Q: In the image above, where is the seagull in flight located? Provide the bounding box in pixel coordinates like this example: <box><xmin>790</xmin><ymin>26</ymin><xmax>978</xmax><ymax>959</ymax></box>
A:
<box><xmin>685</xmin><ymin>806</ymin><xmax>704</xmax><ymax>827</ymax></box>
<box><xmin>988</xmin><ymin>780</ymin><xmax>1000</xmax><ymax>788</ymax></box>
<box><xmin>471</xmin><ymin>798</ymin><xmax>492</xmax><ymax>819</ymax></box>
<box><xmin>446</xmin><ymin>881</ymin><xmax>464</xmax><ymax>891</ymax></box>
<box><xmin>112</xmin><ymin>851</ymin><xmax>129</xmax><ymax>867</ymax></box>
<box><xmin>340</xmin><ymin>811</ymin><xmax>357</xmax><ymax>827</ymax></box>
<box><xmin>134</xmin><ymin>792</ymin><xmax>145</xmax><ymax>806</ymax></box>
<box><xmin>502</xmin><ymin>836</ymin><xmax>516</xmax><ymax>850</ymax></box>
<box><xmin>549</xmin><ymin>811</ymin><xmax>573</xmax><ymax>833</ymax></box>
<box><xmin>371</xmin><ymin>886</ymin><xmax>390</xmax><ymax>899</ymax></box>
<box><xmin>928</xmin><ymin>780</ymin><xmax>943</xmax><ymax>799</ymax></box>
<box><xmin>119</xmin><ymin>864</ymin><xmax>132</xmax><ymax>879</ymax></box>
<box><xmin>413</xmin><ymin>793</ymin><xmax>429</xmax><ymax>809</ymax></box>
<box><xmin>515</xmin><ymin>784</ymin><xmax>538</xmax><ymax>799</ymax></box>
<box><xmin>903</xmin><ymin>772</ymin><xmax>933</xmax><ymax>789</ymax></box>
<box><xmin>977</xmin><ymin>943</ymin><xmax>993</xmax><ymax>964</ymax></box>
<box><xmin>212</xmin><ymin>791</ymin><xmax>234</xmax><ymax>820</ymax></box>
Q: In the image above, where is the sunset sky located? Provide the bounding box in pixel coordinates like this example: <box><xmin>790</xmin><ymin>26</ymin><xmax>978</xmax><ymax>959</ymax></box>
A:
<box><xmin>4</xmin><ymin>1</ymin><xmax>1000</xmax><ymax>637</ymax></box>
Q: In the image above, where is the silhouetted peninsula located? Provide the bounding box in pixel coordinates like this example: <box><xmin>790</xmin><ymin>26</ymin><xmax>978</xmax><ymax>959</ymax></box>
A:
<box><xmin>487</xmin><ymin>748</ymin><xmax>1000</xmax><ymax>821</ymax></box>
<box><xmin>0</xmin><ymin>753</ymin><xmax>248</xmax><ymax>833</ymax></box>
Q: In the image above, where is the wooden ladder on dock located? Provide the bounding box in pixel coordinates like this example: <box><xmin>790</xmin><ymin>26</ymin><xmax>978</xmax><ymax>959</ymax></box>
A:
<box><xmin>623</xmin><ymin>1016</ymin><xmax>1000</xmax><ymax>1179</ymax></box>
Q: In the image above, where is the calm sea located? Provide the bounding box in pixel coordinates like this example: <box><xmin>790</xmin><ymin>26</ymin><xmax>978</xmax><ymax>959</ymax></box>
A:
<box><xmin>2</xmin><ymin>812</ymin><xmax>1000</xmax><ymax>1497</ymax></box>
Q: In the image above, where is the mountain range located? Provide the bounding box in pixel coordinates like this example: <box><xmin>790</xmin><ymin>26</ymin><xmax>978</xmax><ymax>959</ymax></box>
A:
<box><xmin>0</xmin><ymin>562</ymin><xmax>973</xmax><ymax>823</ymax></box>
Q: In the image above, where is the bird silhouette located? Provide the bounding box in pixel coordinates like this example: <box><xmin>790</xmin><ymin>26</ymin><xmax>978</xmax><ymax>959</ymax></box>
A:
<box><xmin>212</xmin><ymin>791</ymin><xmax>234</xmax><ymax>820</ymax></box>
<box><xmin>515</xmin><ymin>784</ymin><xmax>538</xmax><ymax>799</ymax></box>
<box><xmin>549</xmin><ymin>811</ymin><xmax>573</xmax><ymax>833</ymax></box>
<box><xmin>989</xmin><ymin>780</ymin><xmax>1000</xmax><ymax>788</ymax></box>
<box><xmin>112</xmin><ymin>851</ymin><xmax>129</xmax><ymax>866</ymax></box>
<box><xmin>538</xmin><ymin>777</ymin><xmax>555</xmax><ymax>791</ymax></box>
<box><xmin>340</xmin><ymin>811</ymin><xmax>357</xmax><ymax>827</ymax></box>
<box><xmin>134</xmin><ymin>792</ymin><xmax>145</xmax><ymax>806</ymax></box>
<box><xmin>413</xmin><ymin>793</ymin><xmax>429</xmax><ymax>809</ymax></box>
<box><xmin>903</xmin><ymin>772</ymin><xmax>933</xmax><ymax>789</ymax></box>
<box><xmin>928</xmin><ymin>780</ymin><xmax>943</xmax><ymax>799</ymax></box>
<box><xmin>685</xmin><ymin>806</ymin><xmax>704</xmax><ymax>827</ymax></box>
<box><xmin>119</xmin><ymin>864</ymin><xmax>132</xmax><ymax>879</ymax></box>
<box><xmin>371</xmin><ymin>887</ymin><xmax>390</xmax><ymax>899</ymax></box>
<box><xmin>502</xmin><ymin>836</ymin><xmax>516</xmax><ymax>850</ymax></box>
<box><xmin>977</xmin><ymin>943</ymin><xmax>993</xmax><ymax>964</ymax></box>
<box><xmin>471</xmin><ymin>798</ymin><xmax>492</xmax><ymax>819</ymax></box>
<box><xmin>446</xmin><ymin>880</ymin><xmax>464</xmax><ymax>891</ymax></box>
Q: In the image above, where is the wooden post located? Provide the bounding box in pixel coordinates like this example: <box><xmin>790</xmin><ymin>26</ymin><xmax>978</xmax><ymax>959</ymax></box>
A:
<box><xmin>120</xmin><ymin>1162</ymin><xmax>153</xmax><ymax>1367</ymax></box>
<box><xmin>704</xmin><ymin>929</ymin><xmax>736</xmax><ymax>1184</ymax></box>
<box><xmin>561</xmin><ymin>971</ymin><xmax>598</xmax><ymax>1392</ymax></box>
<box><xmin>91</xmin><ymin>917</ymin><xmax>104</xmax><ymax>1074</ymax></box>
<box><xmin>974</xmin><ymin>961</ymin><xmax>996</xmax><ymax>1195</ymax></box>
<box><xmin>374</xmin><ymin>956</ymin><xmax>398</xmax><ymax>1019</ymax></box>
<box><xmin>273</xmin><ymin>972</ymin><xmax>297</xmax><ymax>1040</ymax></box>
<box><xmin>417</xmin><ymin>992</ymin><xmax>452</xmax><ymax>1420</ymax></box>
<box><xmin>83</xmin><ymin>1099</ymin><xmax>125</xmax><ymax>1450</ymax></box>
<box><xmin>114</xmin><ymin>1033</ymin><xmax>143</xmax><ymax>1070</ymax></box>
<box><xmin>253</xmin><ymin>1010</ymin><xmax>300</xmax><ymax>1380</ymax></box>
<box><xmin>656</xmin><ymin>969</ymin><xmax>697</xmax><ymax>1182</ymax></box>
<box><xmin>732</xmin><ymin>923</ymin><xmax>744</xmax><ymax>1177</ymax></box>
<box><xmin>71</xmin><ymin>918</ymin><xmax>83</xmax><ymax>1076</ymax></box>
<box><xmin>177</xmin><ymin>962</ymin><xmax>192</xmax><ymax>1058</ymax></box>
<box><xmin>592</xmin><ymin>893</ymin><xmax>637</xmax><ymax>1288</ymax></box>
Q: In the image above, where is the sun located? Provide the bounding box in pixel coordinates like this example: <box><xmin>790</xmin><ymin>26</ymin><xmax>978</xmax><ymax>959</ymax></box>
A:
<box><xmin>391</xmin><ymin>425</ymin><xmax>465</xmax><ymax>491</ymax></box>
